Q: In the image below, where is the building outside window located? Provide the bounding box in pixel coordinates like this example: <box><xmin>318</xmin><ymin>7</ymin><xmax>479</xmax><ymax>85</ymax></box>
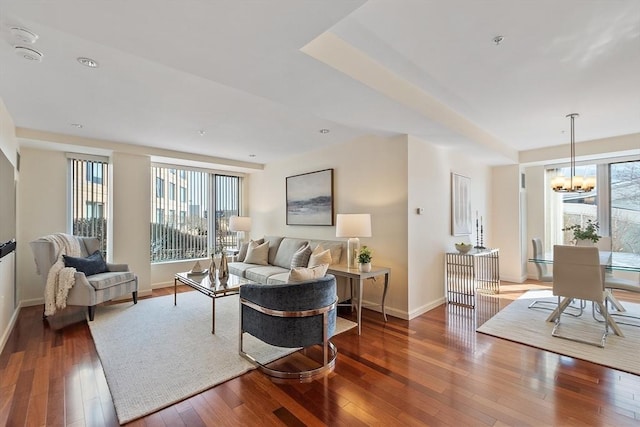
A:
<box><xmin>150</xmin><ymin>165</ymin><xmax>242</xmax><ymax>262</ymax></box>
<box><xmin>69</xmin><ymin>156</ymin><xmax>109</xmax><ymax>255</ymax></box>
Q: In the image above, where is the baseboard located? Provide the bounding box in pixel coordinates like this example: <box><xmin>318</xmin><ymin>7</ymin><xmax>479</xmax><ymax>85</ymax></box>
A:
<box><xmin>20</xmin><ymin>297</ymin><xmax>44</xmax><ymax>307</ymax></box>
<box><xmin>406</xmin><ymin>297</ymin><xmax>446</xmax><ymax>320</ymax></box>
<box><xmin>0</xmin><ymin>303</ymin><xmax>22</xmax><ymax>355</ymax></box>
<box><xmin>500</xmin><ymin>274</ymin><xmax>528</xmax><ymax>283</ymax></box>
<box><xmin>152</xmin><ymin>281</ymin><xmax>173</xmax><ymax>290</ymax></box>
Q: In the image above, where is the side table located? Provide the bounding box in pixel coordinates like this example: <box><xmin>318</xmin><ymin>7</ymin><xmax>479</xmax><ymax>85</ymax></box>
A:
<box><xmin>326</xmin><ymin>265</ymin><xmax>390</xmax><ymax>335</ymax></box>
<box><xmin>445</xmin><ymin>248</ymin><xmax>500</xmax><ymax>308</ymax></box>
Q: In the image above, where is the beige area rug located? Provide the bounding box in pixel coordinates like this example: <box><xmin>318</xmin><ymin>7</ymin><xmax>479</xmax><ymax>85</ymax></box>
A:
<box><xmin>477</xmin><ymin>290</ymin><xmax>640</xmax><ymax>375</ymax></box>
<box><xmin>88</xmin><ymin>291</ymin><xmax>356</xmax><ymax>425</ymax></box>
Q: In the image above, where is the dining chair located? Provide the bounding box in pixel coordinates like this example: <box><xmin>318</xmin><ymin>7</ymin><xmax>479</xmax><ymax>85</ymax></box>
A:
<box><xmin>599</xmin><ymin>274</ymin><xmax>640</xmax><ymax>327</ymax></box>
<box><xmin>528</xmin><ymin>237</ymin><xmax>571</xmax><ymax>313</ymax></box>
<box><xmin>531</xmin><ymin>237</ymin><xmax>552</xmax><ymax>282</ymax></box>
<box><xmin>552</xmin><ymin>245</ymin><xmax>610</xmax><ymax>347</ymax></box>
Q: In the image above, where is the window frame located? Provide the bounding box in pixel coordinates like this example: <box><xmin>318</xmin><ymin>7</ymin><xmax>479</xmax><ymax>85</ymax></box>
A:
<box><xmin>150</xmin><ymin>163</ymin><xmax>244</xmax><ymax>263</ymax></box>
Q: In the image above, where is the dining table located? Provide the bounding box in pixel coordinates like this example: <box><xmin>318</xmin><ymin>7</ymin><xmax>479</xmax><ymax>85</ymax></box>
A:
<box><xmin>529</xmin><ymin>250</ymin><xmax>640</xmax><ymax>337</ymax></box>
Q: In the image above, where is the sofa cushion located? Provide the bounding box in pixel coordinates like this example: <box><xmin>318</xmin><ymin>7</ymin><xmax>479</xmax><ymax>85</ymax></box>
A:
<box><xmin>308</xmin><ymin>245</ymin><xmax>332</xmax><ymax>267</ymax></box>
<box><xmin>245</xmin><ymin>265</ymin><xmax>289</xmax><ymax>284</ymax></box>
<box><xmin>273</xmin><ymin>238</ymin><xmax>308</xmax><ymax>268</ymax></box>
<box><xmin>244</xmin><ymin>241</ymin><xmax>269</xmax><ymax>265</ymax></box>
<box><xmin>237</xmin><ymin>238</ymin><xmax>264</xmax><ymax>262</ymax></box>
<box><xmin>63</xmin><ymin>250</ymin><xmax>108</xmax><ymax>276</ymax></box>
<box><xmin>87</xmin><ymin>271</ymin><xmax>136</xmax><ymax>290</ymax></box>
<box><xmin>311</xmin><ymin>241</ymin><xmax>343</xmax><ymax>265</ymax></box>
<box><xmin>266</xmin><ymin>272</ymin><xmax>290</xmax><ymax>285</ymax></box>
<box><xmin>287</xmin><ymin>264</ymin><xmax>329</xmax><ymax>283</ymax></box>
<box><xmin>290</xmin><ymin>243</ymin><xmax>312</xmax><ymax>268</ymax></box>
<box><xmin>228</xmin><ymin>262</ymin><xmax>257</xmax><ymax>278</ymax></box>
<box><xmin>264</xmin><ymin>236</ymin><xmax>284</xmax><ymax>265</ymax></box>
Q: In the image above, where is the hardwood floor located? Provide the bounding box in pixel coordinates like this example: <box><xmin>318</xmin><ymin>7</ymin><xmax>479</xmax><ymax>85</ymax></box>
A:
<box><xmin>1</xmin><ymin>282</ymin><xmax>639</xmax><ymax>426</ymax></box>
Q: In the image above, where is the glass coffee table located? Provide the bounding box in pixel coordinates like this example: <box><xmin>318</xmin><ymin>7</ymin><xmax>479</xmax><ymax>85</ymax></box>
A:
<box><xmin>174</xmin><ymin>271</ymin><xmax>255</xmax><ymax>334</ymax></box>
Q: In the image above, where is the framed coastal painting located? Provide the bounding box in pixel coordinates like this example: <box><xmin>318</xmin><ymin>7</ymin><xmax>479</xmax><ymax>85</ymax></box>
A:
<box><xmin>451</xmin><ymin>172</ymin><xmax>472</xmax><ymax>236</ymax></box>
<box><xmin>286</xmin><ymin>169</ymin><xmax>334</xmax><ymax>226</ymax></box>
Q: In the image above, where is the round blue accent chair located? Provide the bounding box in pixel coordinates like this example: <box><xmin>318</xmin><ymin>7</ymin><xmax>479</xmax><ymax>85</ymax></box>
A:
<box><xmin>239</xmin><ymin>274</ymin><xmax>338</xmax><ymax>380</ymax></box>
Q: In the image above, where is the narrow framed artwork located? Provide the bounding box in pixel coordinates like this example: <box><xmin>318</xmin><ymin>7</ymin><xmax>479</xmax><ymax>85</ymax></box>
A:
<box><xmin>451</xmin><ymin>172</ymin><xmax>472</xmax><ymax>236</ymax></box>
<box><xmin>286</xmin><ymin>169</ymin><xmax>334</xmax><ymax>226</ymax></box>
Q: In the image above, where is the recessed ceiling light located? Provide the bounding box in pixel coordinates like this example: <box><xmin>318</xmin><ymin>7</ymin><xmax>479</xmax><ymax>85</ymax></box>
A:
<box><xmin>77</xmin><ymin>57</ymin><xmax>99</xmax><ymax>68</ymax></box>
<box><xmin>319</xmin><ymin>128</ymin><xmax>330</xmax><ymax>134</ymax></box>
<box><xmin>198</xmin><ymin>130</ymin><xmax>206</xmax><ymax>136</ymax></box>
<box><xmin>10</xmin><ymin>27</ymin><xmax>38</xmax><ymax>44</ymax></box>
<box><xmin>14</xmin><ymin>46</ymin><xmax>43</xmax><ymax>62</ymax></box>
<box><xmin>71</xmin><ymin>123</ymin><xmax>83</xmax><ymax>128</ymax></box>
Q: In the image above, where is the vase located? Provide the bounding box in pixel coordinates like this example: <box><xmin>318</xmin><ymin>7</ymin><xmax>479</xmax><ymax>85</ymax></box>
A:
<box><xmin>208</xmin><ymin>254</ymin><xmax>216</xmax><ymax>283</ymax></box>
<box><xmin>358</xmin><ymin>262</ymin><xmax>371</xmax><ymax>273</ymax></box>
<box><xmin>575</xmin><ymin>239</ymin><xmax>594</xmax><ymax>246</ymax></box>
<box><xmin>218</xmin><ymin>253</ymin><xmax>229</xmax><ymax>285</ymax></box>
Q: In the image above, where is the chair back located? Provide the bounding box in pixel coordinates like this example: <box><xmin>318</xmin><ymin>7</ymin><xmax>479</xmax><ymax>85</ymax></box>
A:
<box><xmin>30</xmin><ymin>235</ymin><xmax>101</xmax><ymax>286</ymax></box>
<box><xmin>532</xmin><ymin>237</ymin><xmax>551</xmax><ymax>281</ymax></box>
<box><xmin>596</xmin><ymin>236</ymin><xmax>612</xmax><ymax>252</ymax></box>
<box><xmin>553</xmin><ymin>245</ymin><xmax>604</xmax><ymax>301</ymax></box>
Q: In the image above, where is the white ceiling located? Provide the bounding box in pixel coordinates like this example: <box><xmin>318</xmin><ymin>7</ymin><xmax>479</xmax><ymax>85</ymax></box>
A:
<box><xmin>1</xmin><ymin>0</ymin><xmax>638</xmax><ymax>167</ymax></box>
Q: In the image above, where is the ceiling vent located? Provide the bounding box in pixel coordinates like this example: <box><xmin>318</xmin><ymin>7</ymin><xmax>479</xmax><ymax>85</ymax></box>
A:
<box><xmin>14</xmin><ymin>46</ymin><xmax>43</xmax><ymax>62</ymax></box>
<box><xmin>10</xmin><ymin>27</ymin><xmax>39</xmax><ymax>44</ymax></box>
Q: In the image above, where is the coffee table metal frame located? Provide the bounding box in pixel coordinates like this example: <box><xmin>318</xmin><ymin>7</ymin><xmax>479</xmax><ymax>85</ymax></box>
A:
<box><xmin>174</xmin><ymin>271</ymin><xmax>255</xmax><ymax>334</ymax></box>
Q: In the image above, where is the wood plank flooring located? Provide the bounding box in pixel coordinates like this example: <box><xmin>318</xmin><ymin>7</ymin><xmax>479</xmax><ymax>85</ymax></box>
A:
<box><xmin>1</xmin><ymin>281</ymin><xmax>639</xmax><ymax>426</ymax></box>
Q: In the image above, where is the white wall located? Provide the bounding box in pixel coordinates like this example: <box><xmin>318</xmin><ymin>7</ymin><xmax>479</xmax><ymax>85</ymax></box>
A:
<box><xmin>111</xmin><ymin>152</ymin><xmax>152</xmax><ymax>294</ymax></box>
<box><xmin>17</xmin><ymin>148</ymin><xmax>158</xmax><ymax>306</ymax></box>
<box><xmin>17</xmin><ymin>148</ymin><xmax>68</xmax><ymax>303</ymax></box>
<box><xmin>0</xmin><ymin>98</ymin><xmax>18</xmax><ymax>352</ymax></box>
<box><xmin>249</xmin><ymin>133</ymin><xmax>494</xmax><ymax>319</ymax></box>
<box><xmin>407</xmin><ymin>136</ymin><xmax>492</xmax><ymax>317</ymax></box>
<box><xmin>491</xmin><ymin>165</ymin><xmax>525</xmax><ymax>283</ymax></box>
<box><xmin>249</xmin><ymin>134</ymin><xmax>410</xmax><ymax>316</ymax></box>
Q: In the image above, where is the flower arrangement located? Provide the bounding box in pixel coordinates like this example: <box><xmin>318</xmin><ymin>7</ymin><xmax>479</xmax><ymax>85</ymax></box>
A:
<box><xmin>357</xmin><ymin>246</ymin><xmax>372</xmax><ymax>264</ymax></box>
<box><xmin>562</xmin><ymin>219</ymin><xmax>600</xmax><ymax>243</ymax></box>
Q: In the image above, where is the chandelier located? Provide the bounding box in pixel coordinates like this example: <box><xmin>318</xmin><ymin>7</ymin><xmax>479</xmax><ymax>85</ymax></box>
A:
<box><xmin>550</xmin><ymin>113</ymin><xmax>596</xmax><ymax>193</ymax></box>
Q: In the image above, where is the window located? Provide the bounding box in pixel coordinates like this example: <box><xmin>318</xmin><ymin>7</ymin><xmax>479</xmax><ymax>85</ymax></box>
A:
<box><xmin>86</xmin><ymin>162</ymin><xmax>103</xmax><ymax>184</ymax></box>
<box><xmin>156</xmin><ymin>178</ymin><xmax>164</xmax><ymax>198</ymax></box>
<box><xmin>86</xmin><ymin>201</ymin><xmax>104</xmax><ymax>219</ymax></box>
<box><xmin>610</xmin><ymin>161</ymin><xmax>640</xmax><ymax>253</ymax></box>
<box><xmin>214</xmin><ymin>175</ymin><xmax>241</xmax><ymax>253</ymax></box>
<box><xmin>150</xmin><ymin>166</ymin><xmax>242</xmax><ymax>262</ymax></box>
<box><xmin>546</xmin><ymin>159</ymin><xmax>640</xmax><ymax>254</ymax></box>
<box><xmin>70</xmin><ymin>156</ymin><xmax>108</xmax><ymax>255</ymax></box>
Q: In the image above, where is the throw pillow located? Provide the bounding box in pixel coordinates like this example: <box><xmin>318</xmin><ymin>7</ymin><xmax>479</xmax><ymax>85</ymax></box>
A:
<box><xmin>308</xmin><ymin>245</ymin><xmax>332</xmax><ymax>267</ymax></box>
<box><xmin>244</xmin><ymin>240</ymin><xmax>269</xmax><ymax>265</ymax></box>
<box><xmin>287</xmin><ymin>263</ymin><xmax>329</xmax><ymax>283</ymax></box>
<box><xmin>238</xmin><ymin>238</ymin><xmax>264</xmax><ymax>262</ymax></box>
<box><xmin>63</xmin><ymin>250</ymin><xmax>108</xmax><ymax>276</ymax></box>
<box><xmin>290</xmin><ymin>243</ymin><xmax>312</xmax><ymax>268</ymax></box>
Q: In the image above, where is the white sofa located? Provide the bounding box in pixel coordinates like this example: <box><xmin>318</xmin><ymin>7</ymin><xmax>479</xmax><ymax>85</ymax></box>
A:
<box><xmin>228</xmin><ymin>236</ymin><xmax>345</xmax><ymax>284</ymax></box>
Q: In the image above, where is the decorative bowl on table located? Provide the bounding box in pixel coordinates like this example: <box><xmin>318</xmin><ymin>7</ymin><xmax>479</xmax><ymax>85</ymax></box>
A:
<box><xmin>455</xmin><ymin>243</ymin><xmax>473</xmax><ymax>254</ymax></box>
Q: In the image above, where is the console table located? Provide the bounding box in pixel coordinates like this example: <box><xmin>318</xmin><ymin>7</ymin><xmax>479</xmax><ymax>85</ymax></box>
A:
<box><xmin>327</xmin><ymin>265</ymin><xmax>390</xmax><ymax>335</ymax></box>
<box><xmin>445</xmin><ymin>249</ymin><xmax>500</xmax><ymax>308</ymax></box>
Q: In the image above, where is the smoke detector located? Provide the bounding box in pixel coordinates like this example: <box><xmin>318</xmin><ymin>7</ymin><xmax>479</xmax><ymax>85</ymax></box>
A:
<box><xmin>10</xmin><ymin>27</ymin><xmax>39</xmax><ymax>44</ymax></box>
<box><xmin>14</xmin><ymin>46</ymin><xmax>43</xmax><ymax>62</ymax></box>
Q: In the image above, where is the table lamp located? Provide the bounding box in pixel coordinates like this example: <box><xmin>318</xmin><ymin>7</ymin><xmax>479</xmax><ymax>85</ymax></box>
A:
<box><xmin>229</xmin><ymin>216</ymin><xmax>252</xmax><ymax>251</ymax></box>
<box><xmin>336</xmin><ymin>213</ymin><xmax>372</xmax><ymax>269</ymax></box>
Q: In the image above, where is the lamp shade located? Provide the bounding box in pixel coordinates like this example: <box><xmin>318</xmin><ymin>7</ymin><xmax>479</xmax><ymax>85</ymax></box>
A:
<box><xmin>335</xmin><ymin>214</ymin><xmax>371</xmax><ymax>238</ymax></box>
<box><xmin>229</xmin><ymin>216</ymin><xmax>252</xmax><ymax>232</ymax></box>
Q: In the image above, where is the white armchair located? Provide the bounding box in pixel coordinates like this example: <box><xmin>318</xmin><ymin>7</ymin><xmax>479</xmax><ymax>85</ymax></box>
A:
<box><xmin>30</xmin><ymin>235</ymin><xmax>138</xmax><ymax>321</ymax></box>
